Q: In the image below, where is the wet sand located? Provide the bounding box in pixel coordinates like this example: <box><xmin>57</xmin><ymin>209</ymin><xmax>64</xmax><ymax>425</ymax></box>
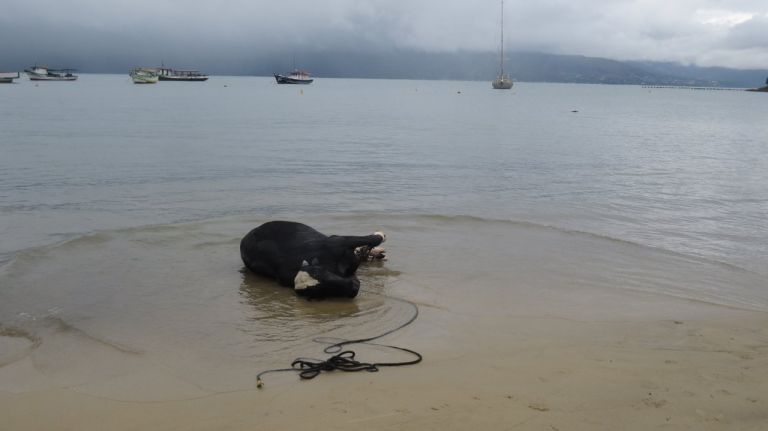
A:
<box><xmin>2</xmin><ymin>285</ymin><xmax>767</xmax><ymax>430</ymax></box>
<box><xmin>1</xmin><ymin>216</ymin><xmax>767</xmax><ymax>429</ymax></box>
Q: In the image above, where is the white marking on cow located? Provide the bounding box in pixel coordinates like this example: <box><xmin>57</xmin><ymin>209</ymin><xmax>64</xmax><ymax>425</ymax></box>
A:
<box><xmin>374</xmin><ymin>231</ymin><xmax>386</xmax><ymax>242</ymax></box>
<box><xmin>294</xmin><ymin>270</ymin><xmax>319</xmax><ymax>290</ymax></box>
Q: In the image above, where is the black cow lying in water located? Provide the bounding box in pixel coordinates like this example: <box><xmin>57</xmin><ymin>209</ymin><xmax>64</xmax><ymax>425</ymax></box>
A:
<box><xmin>240</xmin><ymin>221</ymin><xmax>386</xmax><ymax>298</ymax></box>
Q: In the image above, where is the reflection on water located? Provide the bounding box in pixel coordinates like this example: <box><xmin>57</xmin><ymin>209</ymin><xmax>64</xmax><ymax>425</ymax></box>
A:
<box><xmin>236</xmin><ymin>262</ymin><xmax>408</xmax><ymax>346</ymax></box>
<box><xmin>238</xmin><ymin>269</ymin><xmax>363</xmax><ymax>342</ymax></box>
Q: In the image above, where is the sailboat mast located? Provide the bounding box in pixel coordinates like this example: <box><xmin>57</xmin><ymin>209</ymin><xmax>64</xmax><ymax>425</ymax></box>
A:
<box><xmin>500</xmin><ymin>0</ymin><xmax>504</xmax><ymax>75</ymax></box>
<box><xmin>491</xmin><ymin>0</ymin><xmax>513</xmax><ymax>88</ymax></box>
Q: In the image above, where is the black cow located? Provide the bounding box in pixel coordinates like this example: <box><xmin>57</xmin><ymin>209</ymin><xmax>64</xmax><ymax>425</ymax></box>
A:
<box><xmin>240</xmin><ymin>221</ymin><xmax>386</xmax><ymax>298</ymax></box>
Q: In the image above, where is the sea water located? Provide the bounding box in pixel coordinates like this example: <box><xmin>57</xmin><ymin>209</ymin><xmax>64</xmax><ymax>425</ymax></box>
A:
<box><xmin>1</xmin><ymin>75</ymin><xmax>767</xmax><ymax>396</ymax></box>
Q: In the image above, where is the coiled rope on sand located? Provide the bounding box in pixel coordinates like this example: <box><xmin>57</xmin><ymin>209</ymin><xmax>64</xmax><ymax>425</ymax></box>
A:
<box><xmin>256</xmin><ymin>292</ymin><xmax>422</xmax><ymax>388</ymax></box>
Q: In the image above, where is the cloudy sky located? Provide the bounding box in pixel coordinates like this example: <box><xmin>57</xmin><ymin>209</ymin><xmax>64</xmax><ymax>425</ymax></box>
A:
<box><xmin>2</xmin><ymin>0</ymin><xmax>768</xmax><ymax>69</ymax></box>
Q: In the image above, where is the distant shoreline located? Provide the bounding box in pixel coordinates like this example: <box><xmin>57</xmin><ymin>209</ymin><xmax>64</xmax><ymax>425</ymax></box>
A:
<box><xmin>4</xmin><ymin>51</ymin><xmax>766</xmax><ymax>87</ymax></box>
<box><xmin>2</xmin><ymin>72</ymin><xmax>758</xmax><ymax>89</ymax></box>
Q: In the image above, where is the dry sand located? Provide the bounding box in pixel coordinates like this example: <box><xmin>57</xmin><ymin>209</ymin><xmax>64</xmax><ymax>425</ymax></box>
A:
<box><xmin>1</xmin><ymin>285</ymin><xmax>767</xmax><ymax>431</ymax></box>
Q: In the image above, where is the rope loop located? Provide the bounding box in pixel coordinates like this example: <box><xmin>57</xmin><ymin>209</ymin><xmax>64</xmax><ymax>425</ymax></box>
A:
<box><xmin>256</xmin><ymin>291</ymin><xmax>421</xmax><ymax>388</ymax></box>
<box><xmin>291</xmin><ymin>351</ymin><xmax>380</xmax><ymax>380</ymax></box>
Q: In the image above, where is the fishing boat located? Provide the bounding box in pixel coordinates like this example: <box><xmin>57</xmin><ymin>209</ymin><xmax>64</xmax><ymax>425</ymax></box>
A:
<box><xmin>492</xmin><ymin>0</ymin><xmax>513</xmax><ymax>90</ymax></box>
<box><xmin>156</xmin><ymin>67</ymin><xmax>208</xmax><ymax>81</ymax></box>
<box><xmin>129</xmin><ymin>68</ymin><xmax>159</xmax><ymax>84</ymax></box>
<box><xmin>274</xmin><ymin>69</ymin><xmax>313</xmax><ymax>84</ymax></box>
<box><xmin>24</xmin><ymin>66</ymin><xmax>78</xmax><ymax>81</ymax></box>
<box><xmin>0</xmin><ymin>72</ymin><xmax>20</xmax><ymax>83</ymax></box>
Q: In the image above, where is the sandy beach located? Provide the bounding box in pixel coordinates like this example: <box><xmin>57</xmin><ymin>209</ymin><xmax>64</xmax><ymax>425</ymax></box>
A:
<box><xmin>1</xmin><ymin>215</ymin><xmax>767</xmax><ymax>430</ymax></box>
<box><xmin>1</xmin><ymin>291</ymin><xmax>767</xmax><ymax>430</ymax></box>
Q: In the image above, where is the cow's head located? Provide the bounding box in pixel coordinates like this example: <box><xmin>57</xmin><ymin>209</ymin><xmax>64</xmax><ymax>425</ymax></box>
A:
<box><xmin>294</xmin><ymin>259</ymin><xmax>361</xmax><ymax>298</ymax></box>
<box><xmin>292</xmin><ymin>231</ymin><xmax>385</xmax><ymax>299</ymax></box>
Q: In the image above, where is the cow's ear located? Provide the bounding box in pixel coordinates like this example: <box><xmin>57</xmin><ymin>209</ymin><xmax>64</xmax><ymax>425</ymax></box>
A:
<box><xmin>311</xmin><ymin>257</ymin><xmax>320</xmax><ymax>266</ymax></box>
<box><xmin>301</xmin><ymin>260</ymin><xmax>309</xmax><ymax>267</ymax></box>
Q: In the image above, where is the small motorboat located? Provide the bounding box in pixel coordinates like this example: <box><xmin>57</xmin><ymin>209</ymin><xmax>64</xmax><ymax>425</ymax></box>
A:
<box><xmin>130</xmin><ymin>68</ymin><xmax>159</xmax><ymax>84</ymax></box>
<box><xmin>156</xmin><ymin>67</ymin><xmax>209</xmax><ymax>81</ymax></box>
<box><xmin>274</xmin><ymin>69</ymin><xmax>313</xmax><ymax>84</ymax></box>
<box><xmin>24</xmin><ymin>66</ymin><xmax>78</xmax><ymax>81</ymax></box>
<box><xmin>0</xmin><ymin>72</ymin><xmax>20</xmax><ymax>83</ymax></box>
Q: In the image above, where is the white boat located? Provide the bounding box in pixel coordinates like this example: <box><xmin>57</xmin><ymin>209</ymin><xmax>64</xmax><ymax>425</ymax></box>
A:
<box><xmin>24</xmin><ymin>65</ymin><xmax>78</xmax><ymax>81</ymax></box>
<box><xmin>156</xmin><ymin>67</ymin><xmax>208</xmax><ymax>81</ymax></box>
<box><xmin>130</xmin><ymin>68</ymin><xmax>159</xmax><ymax>84</ymax></box>
<box><xmin>0</xmin><ymin>72</ymin><xmax>20</xmax><ymax>83</ymax></box>
<box><xmin>492</xmin><ymin>0</ymin><xmax>513</xmax><ymax>90</ymax></box>
<box><xmin>274</xmin><ymin>69</ymin><xmax>314</xmax><ymax>84</ymax></box>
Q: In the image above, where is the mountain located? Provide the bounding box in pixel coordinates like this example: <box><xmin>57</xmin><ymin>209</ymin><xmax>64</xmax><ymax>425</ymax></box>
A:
<box><xmin>1</xmin><ymin>23</ymin><xmax>765</xmax><ymax>87</ymax></box>
<box><xmin>254</xmin><ymin>50</ymin><xmax>762</xmax><ymax>87</ymax></box>
<box><xmin>625</xmin><ymin>61</ymin><xmax>768</xmax><ymax>88</ymax></box>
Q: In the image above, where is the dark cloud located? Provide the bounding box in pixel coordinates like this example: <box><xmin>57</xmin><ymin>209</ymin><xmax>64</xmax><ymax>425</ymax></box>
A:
<box><xmin>2</xmin><ymin>0</ymin><xmax>767</xmax><ymax>70</ymax></box>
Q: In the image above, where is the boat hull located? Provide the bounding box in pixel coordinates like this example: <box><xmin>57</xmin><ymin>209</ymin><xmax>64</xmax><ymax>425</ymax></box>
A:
<box><xmin>491</xmin><ymin>76</ymin><xmax>513</xmax><ymax>90</ymax></box>
<box><xmin>27</xmin><ymin>75</ymin><xmax>78</xmax><ymax>81</ymax></box>
<box><xmin>132</xmin><ymin>76</ymin><xmax>159</xmax><ymax>84</ymax></box>
<box><xmin>274</xmin><ymin>74</ymin><xmax>313</xmax><ymax>84</ymax></box>
<box><xmin>0</xmin><ymin>72</ymin><xmax>19</xmax><ymax>83</ymax></box>
<box><xmin>0</xmin><ymin>72</ymin><xmax>19</xmax><ymax>84</ymax></box>
<box><xmin>158</xmin><ymin>76</ymin><xmax>209</xmax><ymax>82</ymax></box>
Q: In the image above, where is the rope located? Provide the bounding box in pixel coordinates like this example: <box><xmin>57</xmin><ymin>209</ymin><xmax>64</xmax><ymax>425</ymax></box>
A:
<box><xmin>256</xmin><ymin>292</ymin><xmax>422</xmax><ymax>388</ymax></box>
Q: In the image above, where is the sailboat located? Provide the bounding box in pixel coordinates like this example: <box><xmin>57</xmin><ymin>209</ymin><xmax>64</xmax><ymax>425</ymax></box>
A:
<box><xmin>492</xmin><ymin>0</ymin><xmax>513</xmax><ymax>89</ymax></box>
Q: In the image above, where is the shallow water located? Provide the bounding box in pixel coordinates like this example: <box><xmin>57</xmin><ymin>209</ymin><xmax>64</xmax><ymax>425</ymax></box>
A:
<box><xmin>1</xmin><ymin>76</ymin><xmax>767</xmax><ymax>397</ymax></box>
<box><xmin>2</xmin><ymin>213</ymin><xmax>767</xmax><ymax>396</ymax></box>
<box><xmin>2</xmin><ymin>76</ymin><xmax>767</xmax><ymax>271</ymax></box>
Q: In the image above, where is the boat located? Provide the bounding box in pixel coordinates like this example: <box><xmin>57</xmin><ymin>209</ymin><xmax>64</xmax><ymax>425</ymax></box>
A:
<box><xmin>24</xmin><ymin>65</ymin><xmax>78</xmax><ymax>81</ymax></box>
<box><xmin>274</xmin><ymin>69</ymin><xmax>313</xmax><ymax>84</ymax></box>
<box><xmin>0</xmin><ymin>72</ymin><xmax>20</xmax><ymax>83</ymax></box>
<box><xmin>156</xmin><ymin>67</ymin><xmax>208</xmax><ymax>81</ymax></box>
<box><xmin>129</xmin><ymin>68</ymin><xmax>159</xmax><ymax>84</ymax></box>
<box><xmin>492</xmin><ymin>0</ymin><xmax>513</xmax><ymax>90</ymax></box>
